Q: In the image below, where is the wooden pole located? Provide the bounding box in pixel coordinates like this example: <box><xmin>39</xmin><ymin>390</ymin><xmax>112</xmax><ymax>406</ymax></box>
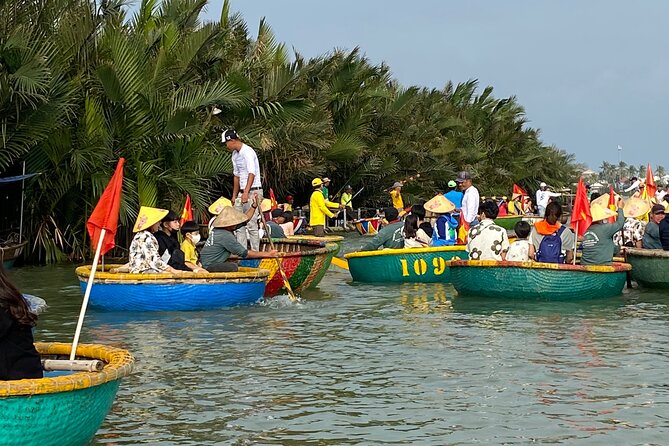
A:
<box><xmin>70</xmin><ymin>228</ymin><xmax>105</xmax><ymax>360</ymax></box>
<box><xmin>573</xmin><ymin>222</ymin><xmax>578</xmax><ymax>265</ymax></box>
<box><xmin>256</xmin><ymin>196</ymin><xmax>298</xmax><ymax>301</ymax></box>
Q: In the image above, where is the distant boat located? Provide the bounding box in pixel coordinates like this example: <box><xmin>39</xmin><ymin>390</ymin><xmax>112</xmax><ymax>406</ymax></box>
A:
<box><xmin>1</xmin><ymin>240</ymin><xmax>27</xmax><ymax>269</ymax></box>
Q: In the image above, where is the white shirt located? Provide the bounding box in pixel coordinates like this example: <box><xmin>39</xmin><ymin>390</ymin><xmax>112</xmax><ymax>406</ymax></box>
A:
<box><xmin>624</xmin><ymin>180</ymin><xmax>640</xmax><ymax>193</ymax></box>
<box><xmin>461</xmin><ymin>185</ymin><xmax>480</xmax><ymax>224</ymax></box>
<box><xmin>657</xmin><ymin>190</ymin><xmax>667</xmax><ymax>201</ymax></box>
<box><xmin>536</xmin><ymin>189</ymin><xmax>561</xmax><ymax>208</ymax></box>
<box><xmin>232</xmin><ymin>143</ymin><xmax>261</xmax><ymax>189</ymax></box>
<box><xmin>506</xmin><ymin>239</ymin><xmax>531</xmax><ymax>261</ymax></box>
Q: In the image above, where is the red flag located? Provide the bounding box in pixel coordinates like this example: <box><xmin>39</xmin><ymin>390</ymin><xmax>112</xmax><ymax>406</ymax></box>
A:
<box><xmin>269</xmin><ymin>188</ymin><xmax>278</xmax><ymax>210</ymax></box>
<box><xmin>645</xmin><ymin>163</ymin><xmax>657</xmax><ymax>199</ymax></box>
<box><xmin>570</xmin><ymin>177</ymin><xmax>592</xmax><ymax>237</ymax></box>
<box><xmin>607</xmin><ymin>185</ymin><xmax>617</xmax><ymax>223</ymax></box>
<box><xmin>86</xmin><ymin>158</ymin><xmax>125</xmax><ymax>256</ymax></box>
<box><xmin>180</xmin><ymin>194</ymin><xmax>193</xmax><ymax>225</ymax></box>
<box><xmin>456</xmin><ymin>212</ymin><xmax>470</xmax><ymax>245</ymax></box>
<box><xmin>512</xmin><ymin>184</ymin><xmax>527</xmax><ymax>197</ymax></box>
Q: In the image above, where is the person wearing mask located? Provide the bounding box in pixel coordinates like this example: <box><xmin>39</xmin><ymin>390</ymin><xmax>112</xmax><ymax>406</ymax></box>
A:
<box><xmin>455</xmin><ymin>171</ymin><xmax>480</xmax><ymax>227</ymax></box>
<box><xmin>362</xmin><ymin>207</ymin><xmax>405</xmax><ymax>251</ymax></box>
<box><xmin>0</xmin><ymin>264</ymin><xmax>42</xmax><ymax>380</ymax></box>
<box><xmin>642</xmin><ymin>204</ymin><xmax>666</xmax><ymax>249</ymax></box>
<box><xmin>154</xmin><ymin>210</ymin><xmax>188</xmax><ymax>271</ymax></box>
<box><xmin>535</xmin><ymin>182</ymin><xmax>561</xmax><ymax>217</ymax></box>
<box><xmin>222</xmin><ymin>129</ymin><xmax>263</xmax><ymax>251</ymax></box>
<box><xmin>180</xmin><ymin>221</ymin><xmax>207</xmax><ymax>273</ymax></box>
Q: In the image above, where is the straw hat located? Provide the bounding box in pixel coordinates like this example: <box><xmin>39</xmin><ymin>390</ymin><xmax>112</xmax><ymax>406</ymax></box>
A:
<box><xmin>208</xmin><ymin>197</ymin><xmax>233</xmax><ymax>215</ymax></box>
<box><xmin>133</xmin><ymin>206</ymin><xmax>169</xmax><ymax>232</ymax></box>
<box><xmin>424</xmin><ymin>195</ymin><xmax>455</xmax><ymax>214</ymax></box>
<box><xmin>623</xmin><ymin>197</ymin><xmax>651</xmax><ymax>219</ymax></box>
<box><xmin>212</xmin><ymin>206</ymin><xmax>249</xmax><ymax>228</ymax></box>
<box><xmin>260</xmin><ymin>198</ymin><xmax>272</xmax><ymax>213</ymax></box>
<box><xmin>590</xmin><ymin>204</ymin><xmax>617</xmax><ymax>222</ymax></box>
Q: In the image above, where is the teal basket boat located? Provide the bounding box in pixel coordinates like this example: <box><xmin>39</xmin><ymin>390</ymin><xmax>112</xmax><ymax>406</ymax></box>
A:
<box><xmin>345</xmin><ymin>246</ymin><xmax>468</xmax><ymax>283</ymax></box>
<box><xmin>625</xmin><ymin>248</ymin><xmax>669</xmax><ymax>289</ymax></box>
<box><xmin>449</xmin><ymin>260</ymin><xmax>631</xmax><ymax>300</ymax></box>
<box><xmin>0</xmin><ymin>342</ymin><xmax>134</xmax><ymax>446</ymax></box>
<box><xmin>493</xmin><ymin>215</ymin><xmax>542</xmax><ymax>230</ymax></box>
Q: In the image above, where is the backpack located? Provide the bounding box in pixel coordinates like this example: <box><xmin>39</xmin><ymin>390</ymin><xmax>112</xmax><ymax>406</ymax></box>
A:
<box><xmin>536</xmin><ymin>226</ymin><xmax>566</xmax><ymax>263</ymax></box>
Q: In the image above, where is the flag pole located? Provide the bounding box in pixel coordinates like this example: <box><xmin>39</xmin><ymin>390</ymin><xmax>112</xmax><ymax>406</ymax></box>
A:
<box><xmin>70</xmin><ymin>228</ymin><xmax>106</xmax><ymax>360</ymax></box>
<box><xmin>573</xmin><ymin>222</ymin><xmax>578</xmax><ymax>265</ymax></box>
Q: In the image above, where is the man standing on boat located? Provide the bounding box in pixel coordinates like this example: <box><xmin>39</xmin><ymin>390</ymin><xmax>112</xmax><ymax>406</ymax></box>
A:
<box><xmin>455</xmin><ymin>171</ymin><xmax>480</xmax><ymax>227</ymax></box>
<box><xmin>535</xmin><ymin>182</ymin><xmax>561</xmax><ymax>217</ymax></box>
<box><xmin>222</xmin><ymin>129</ymin><xmax>263</xmax><ymax>251</ymax></box>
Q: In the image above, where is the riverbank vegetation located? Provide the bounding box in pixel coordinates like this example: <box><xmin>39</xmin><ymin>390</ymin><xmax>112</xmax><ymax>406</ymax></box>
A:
<box><xmin>0</xmin><ymin>0</ymin><xmax>580</xmax><ymax>262</ymax></box>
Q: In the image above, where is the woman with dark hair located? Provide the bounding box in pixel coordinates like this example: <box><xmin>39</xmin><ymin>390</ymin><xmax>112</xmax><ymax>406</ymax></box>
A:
<box><xmin>529</xmin><ymin>201</ymin><xmax>575</xmax><ymax>263</ymax></box>
<box><xmin>0</xmin><ymin>265</ymin><xmax>42</xmax><ymax>380</ymax></box>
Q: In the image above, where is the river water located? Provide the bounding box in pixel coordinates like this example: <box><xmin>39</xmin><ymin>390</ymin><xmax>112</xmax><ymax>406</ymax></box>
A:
<box><xmin>10</xmin><ymin>236</ymin><xmax>669</xmax><ymax>445</ymax></box>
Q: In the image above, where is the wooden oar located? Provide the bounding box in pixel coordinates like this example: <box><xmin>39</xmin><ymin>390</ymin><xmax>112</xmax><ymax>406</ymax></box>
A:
<box><xmin>256</xmin><ymin>196</ymin><xmax>298</xmax><ymax>301</ymax></box>
<box><xmin>331</xmin><ymin>257</ymin><xmax>349</xmax><ymax>270</ymax></box>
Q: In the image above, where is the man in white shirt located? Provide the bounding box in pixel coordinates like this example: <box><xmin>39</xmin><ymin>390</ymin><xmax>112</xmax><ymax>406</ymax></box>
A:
<box><xmin>657</xmin><ymin>184</ymin><xmax>668</xmax><ymax>202</ymax></box>
<box><xmin>535</xmin><ymin>182</ymin><xmax>561</xmax><ymax>217</ymax></box>
<box><xmin>223</xmin><ymin>129</ymin><xmax>263</xmax><ymax>251</ymax></box>
<box><xmin>455</xmin><ymin>171</ymin><xmax>480</xmax><ymax>227</ymax></box>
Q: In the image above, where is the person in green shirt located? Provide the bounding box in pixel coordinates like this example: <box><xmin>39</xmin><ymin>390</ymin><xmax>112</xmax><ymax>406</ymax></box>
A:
<box><xmin>361</xmin><ymin>207</ymin><xmax>405</xmax><ymax>251</ymax></box>
<box><xmin>580</xmin><ymin>202</ymin><xmax>624</xmax><ymax>265</ymax></box>
<box><xmin>643</xmin><ymin>204</ymin><xmax>666</xmax><ymax>249</ymax></box>
<box><xmin>322</xmin><ymin>177</ymin><xmax>331</xmax><ymax>200</ymax></box>
<box><xmin>200</xmin><ymin>204</ymin><xmax>277</xmax><ymax>272</ymax></box>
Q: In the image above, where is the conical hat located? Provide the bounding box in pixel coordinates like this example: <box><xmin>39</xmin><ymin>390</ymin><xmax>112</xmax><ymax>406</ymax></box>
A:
<box><xmin>208</xmin><ymin>197</ymin><xmax>232</xmax><ymax>215</ymax></box>
<box><xmin>133</xmin><ymin>206</ymin><xmax>169</xmax><ymax>232</ymax></box>
<box><xmin>212</xmin><ymin>206</ymin><xmax>248</xmax><ymax>228</ymax></box>
<box><xmin>424</xmin><ymin>195</ymin><xmax>455</xmax><ymax>214</ymax></box>
<box><xmin>260</xmin><ymin>198</ymin><xmax>273</xmax><ymax>213</ymax></box>
<box><xmin>590</xmin><ymin>204</ymin><xmax>617</xmax><ymax>222</ymax></box>
<box><xmin>590</xmin><ymin>192</ymin><xmax>619</xmax><ymax>209</ymax></box>
<box><xmin>623</xmin><ymin>197</ymin><xmax>650</xmax><ymax>219</ymax></box>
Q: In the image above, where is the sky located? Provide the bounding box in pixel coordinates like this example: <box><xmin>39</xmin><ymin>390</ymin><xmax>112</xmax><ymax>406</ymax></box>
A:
<box><xmin>197</xmin><ymin>0</ymin><xmax>669</xmax><ymax>170</ymax></box>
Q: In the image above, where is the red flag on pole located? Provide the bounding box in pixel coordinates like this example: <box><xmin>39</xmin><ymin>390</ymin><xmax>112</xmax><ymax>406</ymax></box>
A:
<box><xmin>180</xmin><ymin>194</ymin><xmax>193</xmax><ymax>225</ymax></box>
<box><xmin>512</xmin><ymin>184</ymin><xmax>528</xmax><ymax>197</ymax></box>
<box><xmin>570</xmin><ymin>177</ymin><xmax>592</xmax><ymax>237</ymax></box>
<box><xmin>607</xmin><ymin>185</ymin><xmax>617</xmax><ymax>223</ymax></box>
<box><xmin>457</xmin><ymin>212</ymin><xmax>470</xmax><ymax>245</ymax></box>
<box><xmin>86</xmin><ymin>158</ymin><xmax>125</xmax><ymax>256</ymax></box>
<box><xmin>645</xmin><ymin>163</ymin><xmax>657</xmax><ymax>199</ymax></box>
<box><xmin>269</xmin><ymin>188</ymin><xmax>278</xmax><ymax>210</ymax></box>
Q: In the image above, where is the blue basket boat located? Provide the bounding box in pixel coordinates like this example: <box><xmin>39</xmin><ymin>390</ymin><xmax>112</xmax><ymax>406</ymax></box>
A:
<box><xmin>75</xmin><ymin>265</ymin><xmax>269</xmax><ymax>311</ymax></box>
<box><xmin>0</xmin><ymin>342</ymin><xmax>134</xmax><ymax>446</ymax></box>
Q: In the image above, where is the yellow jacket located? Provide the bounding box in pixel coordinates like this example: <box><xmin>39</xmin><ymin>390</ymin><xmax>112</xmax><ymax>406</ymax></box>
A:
<box><xmin>310</xmin><ymin>190</ymin><xmax>337</xmax><ymax>226</ymax></box>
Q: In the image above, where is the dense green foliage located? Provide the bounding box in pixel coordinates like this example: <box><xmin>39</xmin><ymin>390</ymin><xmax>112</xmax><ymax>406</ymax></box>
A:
<box><xmin>0</xmin><ymin>0</ymin><xmax>580</xmax><ymax>262</ymax></box>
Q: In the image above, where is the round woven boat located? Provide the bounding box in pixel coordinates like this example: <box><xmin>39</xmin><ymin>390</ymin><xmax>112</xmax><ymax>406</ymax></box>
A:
<box><xmin>345</xmin><ymin>246</ymin><xmax>469</xmax><ymax>283</ymax></box>
<box><xmin>238</xmin><ymin>239</ymin><xmax>339</xmax><ymax>296</ymax></box>
<box><xmin>75</xmin><ymin>265</ymin><xmax>269</xmax><ymax>311</ymax></box>
<box><xmin>0</xmin><ymin>342</ymin><xmax>134</xmax><ymax>446</ymax></box>
<box><xmin>625</xmin><ymin>248</ymin><xmax>669</xmax><ymax>289</ymax></box>
<box><xmin>493</xmin><ymin>215</ymin><xmax>542</xmax><ymax>230</ymax></box>
<box><xmin>450</xmin><ymin>260</ymin><xmax>631</xmax><ymax>300</ymax></box>
<box><xmin>288</xmin><ymin>234</ymin><xmax>344</xmax><ymax>254</ymax></box>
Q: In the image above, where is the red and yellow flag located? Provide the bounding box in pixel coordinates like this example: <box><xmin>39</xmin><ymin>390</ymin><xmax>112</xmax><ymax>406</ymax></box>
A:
<box><xmin>607</xmin><ymin>185</ymin><xmax>617</xmax><ymax>223</ymax></box>
<box><xmin>457</xmin><ymin>212</ymin><xmax>470</xmax><ymax>245</ymax></box>
<box><xmin>645</xmin><ymin>163</ymin><xmax>657</xmax><ymax>200</ymax></box>
<box><xmin>180</xmin><ymin>194</ymin><xmax>193</xmax><ymax>225</ymax></box>
<box><xmin>512</xmin><ymin>184</ymin><xmax>527</xmax><ymax>197</ymax></box>
<box><xmin>570</xmin><ymin>177</ymin><xmax>592</xmax><ymax>237</ymax></box>
<box><xmin>269</xmin><ymin>188</ymin><xmax>278</xmax><ymax>210</ymax></box>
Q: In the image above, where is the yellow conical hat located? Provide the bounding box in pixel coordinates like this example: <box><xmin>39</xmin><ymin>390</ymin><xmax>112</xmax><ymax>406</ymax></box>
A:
<box><xmin>208</xmin><ymin>197</ymin><xmax>232</xmax><ymax>215</ymax></box>
<box><xmin>260</xmin><ymin>198</ymin><xmax>273</xmax><ymax>213</ymax></box>
<box><xmin>133</xmin><ymin>206</ymin><xmax>169</xmax><ymax>232</ymax></box>
<box><xmin>623</xmin><ymin>197</ymin><xmax>650</xmax><ymax>219</ymax></box>
<box><xmin>424</xmin><ymin>194</ymin><xmax>455</xmax><ymax>214</ymax></box>
<box><xmin>212</xmin><ymin>206</ymin><xmax>248</xmax><ymax>228</ymax></box>
<box><xmin>590</xmin><ymin>192</ymin><xmax>619</xmax><ymax>209</ymax></box>
<box><xmin>590</xmin><ymin>204</ymin><xmax>617</xmax><ymax>222</ymax></box>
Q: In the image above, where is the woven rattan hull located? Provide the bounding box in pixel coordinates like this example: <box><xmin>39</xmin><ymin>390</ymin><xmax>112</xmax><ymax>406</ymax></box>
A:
<box><xmin>75</xmin><ymin>265</ymin><xmax>268</xmax><ymax>311</ymax></box>
<box><xmin>239</xmin><ymin>240</ymin><xmax>339</xmax><ymax>296</ymax></box>
<box><xmin>450</xmin><ymin>260</ymin><xmax>631</xmax><ymax>300</ymax></box>
<box><xmin>625</xmin><ymin>248</ymin><xmax>669</xmax><ymax>289</ymax></box>
<box><xmin>0</xmin><ymin>342</ymin><xmax>133</xmax><ymax>446</ymax></box>
<box><xmin>0</xmin><ymin>241</ymin><xmax>27</xmax><ymax>269</ymax></box>
<box><xmin>345</xmin><ymin>246</ymin><xmax>469</xmax><ymax>283</ymax></box>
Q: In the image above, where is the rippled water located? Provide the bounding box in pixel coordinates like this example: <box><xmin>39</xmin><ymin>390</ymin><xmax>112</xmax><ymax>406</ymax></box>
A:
<box><xmin>10</xmin><ymin>236</ymin><xmax>669</xmax><ymax>445</ymax></box>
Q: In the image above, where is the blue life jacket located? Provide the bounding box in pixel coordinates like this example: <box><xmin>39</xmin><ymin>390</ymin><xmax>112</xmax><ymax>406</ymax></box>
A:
<box><xmin>536</xmin><ymin>226</ymin><xmax>566</xmax><ymax>263</ymax></box>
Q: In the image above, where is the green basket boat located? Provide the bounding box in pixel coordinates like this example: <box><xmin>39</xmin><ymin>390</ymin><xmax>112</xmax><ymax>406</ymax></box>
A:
<box><xmin>345</xmin><ymin>246</ymin><xmax>469</xmax><ymax>283</ymax></box>
<box><xmin>288</xmin><ymin>234</ymin><xmax>344</xmax><ymax>254</ymax></box>
<box><xmin>450</xmin><ymin>260</ymin><xmax>631</xmax><ymax>300</ymax></box>
<box><xmin>0</xmin><ymin>342</ymin><xmax>134</xmax><ymax>446</ymax></box>
<box><xmin>625</xmin><ymin>248</ymin><xmax>669</xmax><ymax>289</ymax></box>
<box><xmin>493</xmin><ymin>215</ymin><xmax>542</xmax><ymax>230</ymax></box>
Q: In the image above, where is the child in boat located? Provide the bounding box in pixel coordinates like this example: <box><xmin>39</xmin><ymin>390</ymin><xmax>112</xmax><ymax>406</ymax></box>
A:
<box><xmin>506</xmin><ymin>221</ymin><xmax>531</xmax><ymax>261</ymax></box>
<box><xmin>129</xmin><ymin>207</ymin><xmax>180</xmax><ymax>274</ymax></box>
<box><xmin>0</xmin><ymin>264</ymin><xmax>42</xmax><ymax>380</ymax></box>
<box><xmin>180</xmin><ymin>221</ymin><xmax>208</xmax><ymax>273</ymax></box>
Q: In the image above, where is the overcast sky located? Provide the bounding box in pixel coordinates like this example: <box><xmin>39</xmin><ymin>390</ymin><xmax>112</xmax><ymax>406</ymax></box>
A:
<box><xmin>198</xmin><ymin>0</ymin><xmax>669</xmax><ymax>169</ymax></box>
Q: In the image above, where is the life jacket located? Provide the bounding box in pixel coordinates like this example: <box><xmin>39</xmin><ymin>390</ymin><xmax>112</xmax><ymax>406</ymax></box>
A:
<box><xmin>536</xmin><ymin>226</ymin><xmax>566</xmax><ymax>263</ymax></box>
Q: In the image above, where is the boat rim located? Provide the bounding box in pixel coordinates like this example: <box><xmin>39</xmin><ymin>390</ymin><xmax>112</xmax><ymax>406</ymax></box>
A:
<box><xmin>450</xmin><ymin>259</ymin><xmax>631</xmax><ymax>273</ymax></box>
<box><xmin>75</xmin><ymin>265</ymin><xmax>270</xmax><ymax>281</ymax></box>
<box><xmin>0</xmin><ymin>342</ymin><xmax>134</xmax><ymax>397</ymax></box>
<box><xmin>345</xmin><ymin>245</ymin><xmax>467</xmax><ymax>259</ymax></box>
<box><xmin>624</xmin><ymin>248</ymin><xmax>669</xmax><ymax>258</ymax></box>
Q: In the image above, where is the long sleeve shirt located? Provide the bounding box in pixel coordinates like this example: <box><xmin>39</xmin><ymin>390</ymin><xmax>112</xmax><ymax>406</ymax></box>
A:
<box><xmin>361</xmin><ymin>221</ymin><xmax>405</xmax><ymax>251</ymax></box>
<box><xmin>536</xmin><ymin>190</ymin><xmax>561</xmax><ymax>208</ymax></box>
<box><xmin>129</xmin><ymin>231</ymin><xmax>170</xmax><ymax>273</ymax></box>
<box><xmin>461</xmin><ymin>186</ymin><xmax>480</xmax><ymax>224</ymax></box>
<box><xmin>581</xmin><ymin>209</ymin><xmax>625</xmax><ymax>265</ymax></box>
<box><xmin>309</xmin><ymin>190</ymin><xmax>336</xmax><ymax>226</ymax></box>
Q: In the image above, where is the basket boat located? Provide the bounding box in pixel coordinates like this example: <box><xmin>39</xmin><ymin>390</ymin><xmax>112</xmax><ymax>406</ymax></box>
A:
<box><xmin>0</xmin><ymin>240</ymin><xmax>27</xmax><ymax>269</ymax></box>
<box><xmin>449</xmin><ymin>260</ymin><xmax>631</xmax><ymax>300</ymax></box>
<box><xmin>238</xmin><ymin>238</ymin><xmax>339</xmax><ymax>296</ymax></box>
<box><xmin>75</xmin><ymin>265</ymin><xmax>269</xmax><ymax>311</ymax></box>
<box><xmin>288</xmin><ymin>234</ymin><xmax>344</xmax><ymax>254</ymax></box>
<box><xmin>0</xmin><ymin>342</ymin><xmax>134</xmax><ymax>446</ymax></box>
<box><xmin>353</xmin><ymin>218</ymin><xmax>382</xmax><ymax>236</ymax></box>
<box><xmin>625</xmin><ymin>248</ymin><xmax>669</xmax><ymax>289</ymax></box>
<box><xmin>493</xmin><ymin>215</ymin><xmax>543</xmax><ymax>230</ymax></box>
<box><xmin>344</xmin><ymin>246</ymin><xmax>469</xmax><ymax>283</ymax></box>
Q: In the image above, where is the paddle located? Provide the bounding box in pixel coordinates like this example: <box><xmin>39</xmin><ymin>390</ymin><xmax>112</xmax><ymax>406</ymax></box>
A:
<box><xmin>331</xmin><ymin>257</ymin><xmax>349</xmax><ymax>270</ymax></box>
<box><xmin>256</xmin><ymin>196</ymin><xmax>298</xmax><ymax>301</ymax></box>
